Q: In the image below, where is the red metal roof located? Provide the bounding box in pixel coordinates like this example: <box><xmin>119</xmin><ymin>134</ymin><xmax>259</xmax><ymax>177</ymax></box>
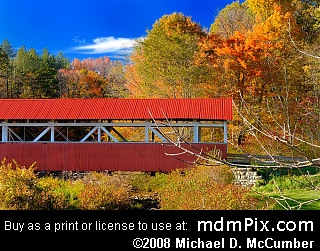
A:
<box><xmin>0</xmin><ymin>98</ymin><xmax>233</xmax><ymax>121</ymax></box>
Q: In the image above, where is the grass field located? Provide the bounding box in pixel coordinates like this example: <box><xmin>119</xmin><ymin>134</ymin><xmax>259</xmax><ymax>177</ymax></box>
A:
<box><xmin>268</xmin><ymin>190</ymin><xmax>320</xmax><ymax>210</ymax></box>
<box><xmin>252</xmin><ymin>171</ymin><xmax>320</xmax><ymax>210</ymax></box>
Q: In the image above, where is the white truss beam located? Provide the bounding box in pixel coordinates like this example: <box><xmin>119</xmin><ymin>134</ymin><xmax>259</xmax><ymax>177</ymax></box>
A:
<box><xmin>148</xmin><ymin>127</ymin><xmax>168</xmax><ymax>142</ymax></box>
<box><xmin>0</xmin><ymin>120</ymin><xmax>228</xmax><ymax>144</ymax></box>
<box><xmin>100</xmin><ymin>127</ymin><xmax>119</xmax><ymax>142</ymax></box>
<box><xmin>80</xmin><ymin>126</ymin><xmax>98</xmax><ymax>142</ymax></box>
<box><xmin>33</xmin><ymin>127</ymin><xmax>51</xmax><ymax>142</ymax></box>
<box><xmin>8</xmin><ymin>128</ymin><xmax>23</xmax><ymax>141</ymax></box>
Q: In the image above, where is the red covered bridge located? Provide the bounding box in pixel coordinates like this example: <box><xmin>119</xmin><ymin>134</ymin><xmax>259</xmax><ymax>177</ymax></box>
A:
<box><xmin>0</xmin><ymin>98</ymin><xmax>233</xmax><ymax>172</ymax></box>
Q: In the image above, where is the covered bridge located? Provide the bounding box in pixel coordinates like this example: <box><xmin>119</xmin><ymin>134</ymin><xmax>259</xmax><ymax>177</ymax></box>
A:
<box><xmin>0</xmin><ymin>98</ymin><xmax>233</xmax><ymax>172</ymax></box>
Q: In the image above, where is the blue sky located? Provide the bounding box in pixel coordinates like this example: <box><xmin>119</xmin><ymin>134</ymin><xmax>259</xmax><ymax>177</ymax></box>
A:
<box><xmin>0</xmin><ymin>0</ymin><xmax>238</xmax><ymax>61</ymax></box>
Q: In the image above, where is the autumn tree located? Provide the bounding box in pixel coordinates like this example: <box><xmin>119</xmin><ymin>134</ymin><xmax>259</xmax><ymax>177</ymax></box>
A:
<box><xmin>246</xmin><ymin>0</ymin><xmax>296</xmax><ymax>21</ymax></box>
<box><xmin>244</xmin><ymin>0</ymin><xmax>320</xmax><ymax>157</ymax></box>
<box><xmin>58</xmin><ymin>57</ymin><xmax>128</xmax><ymax>98</ymax></box>
<box><xmin>196</xmin><ymin>1</ymin><xmax>314</xmax><ymax>151</ymax></box>
<box><xmin>210</xmin><ymin>1</ymin><xmax>255</xmax><ymax>38</ymax></box>
<box><xmin>126</xmin><ymin>12</ymin><xmax>210</xmax><ymax>98</ymax></box>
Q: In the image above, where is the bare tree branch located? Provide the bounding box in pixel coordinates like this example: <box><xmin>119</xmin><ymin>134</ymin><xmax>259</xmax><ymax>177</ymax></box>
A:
<box><xmin>288</xmin><ymin>18</ymin><xmax>320</xmax><ymax>59</ymax></box>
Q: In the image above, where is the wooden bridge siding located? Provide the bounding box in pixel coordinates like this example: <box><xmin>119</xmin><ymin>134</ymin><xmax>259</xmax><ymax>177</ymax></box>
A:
<box><xmin>0</xmin><ymin>142</ymin><xmax>227</xmax><ymax>172</ymax></box>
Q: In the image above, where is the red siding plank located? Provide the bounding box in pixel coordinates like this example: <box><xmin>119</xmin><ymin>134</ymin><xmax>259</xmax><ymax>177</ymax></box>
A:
<box><xmin>0</xmin><ymin>142</ymin><xmax>227</xmax><ymax>172</ymax></box>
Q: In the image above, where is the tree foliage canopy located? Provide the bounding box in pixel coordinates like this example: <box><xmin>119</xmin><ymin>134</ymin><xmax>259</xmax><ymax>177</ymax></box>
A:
<box><xmin>126</xmin><ymin>12</ymin><xmax>210</xmax><ymax>98</ymax></box>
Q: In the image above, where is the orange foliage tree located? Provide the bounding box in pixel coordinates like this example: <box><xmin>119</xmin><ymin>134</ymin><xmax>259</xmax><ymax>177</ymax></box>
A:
<box><xmin>58</xmin><ymin>57</ymin><xmax>127</xmax><ymax>98</ymax></box>
<box><xmin>197</xmin><ymin>2</ymin><xmax>300</xmax><ymax>102</ymax></box>
<box><xmin>196</xmin><ymin>1</ymin><xmax>313</xmax><ymax>152</ymax></box>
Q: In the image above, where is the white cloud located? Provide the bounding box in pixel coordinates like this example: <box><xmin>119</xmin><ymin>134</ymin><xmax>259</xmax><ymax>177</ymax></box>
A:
<box><xmin>72</xmin><ymin>36</ymin><xmax>86</xmax><ymax>44</ymax></box>
<box><xmin>72</xmin><ymin>36</ymin><xmax>139</xmax><ymax>54</ymax></box>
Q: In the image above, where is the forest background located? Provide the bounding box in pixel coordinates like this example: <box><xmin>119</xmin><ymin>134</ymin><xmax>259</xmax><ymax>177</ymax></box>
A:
<box><xmin>1</xmin><ymin>0</ymin><xmax>320</xmax><ymax>210</ymax></box>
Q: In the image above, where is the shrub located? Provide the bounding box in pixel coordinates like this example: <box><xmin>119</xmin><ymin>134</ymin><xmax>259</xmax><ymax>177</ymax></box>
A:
<box><xmin>0</xmin><ymin>159</ymin><xmax>274</xmax><ymax>210</ymax></box>
<box><xmin>0</xmin><ymin>159</ymin><xmax>69</xmax><ymax>210</ymax></box>
<box><xmin>37</xmin><ymin>176</ymin><xmax>79</xmax><ymax>209</ymax></box>
<box><xmin>76</xmin><ymin>172</ymin><xmax>133</xmax><ymax>210</ymax></box>
<box><xmin>154</xmin><ymin>164</ymin><xmax>272</xmax><ymax>210</ymax></box>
